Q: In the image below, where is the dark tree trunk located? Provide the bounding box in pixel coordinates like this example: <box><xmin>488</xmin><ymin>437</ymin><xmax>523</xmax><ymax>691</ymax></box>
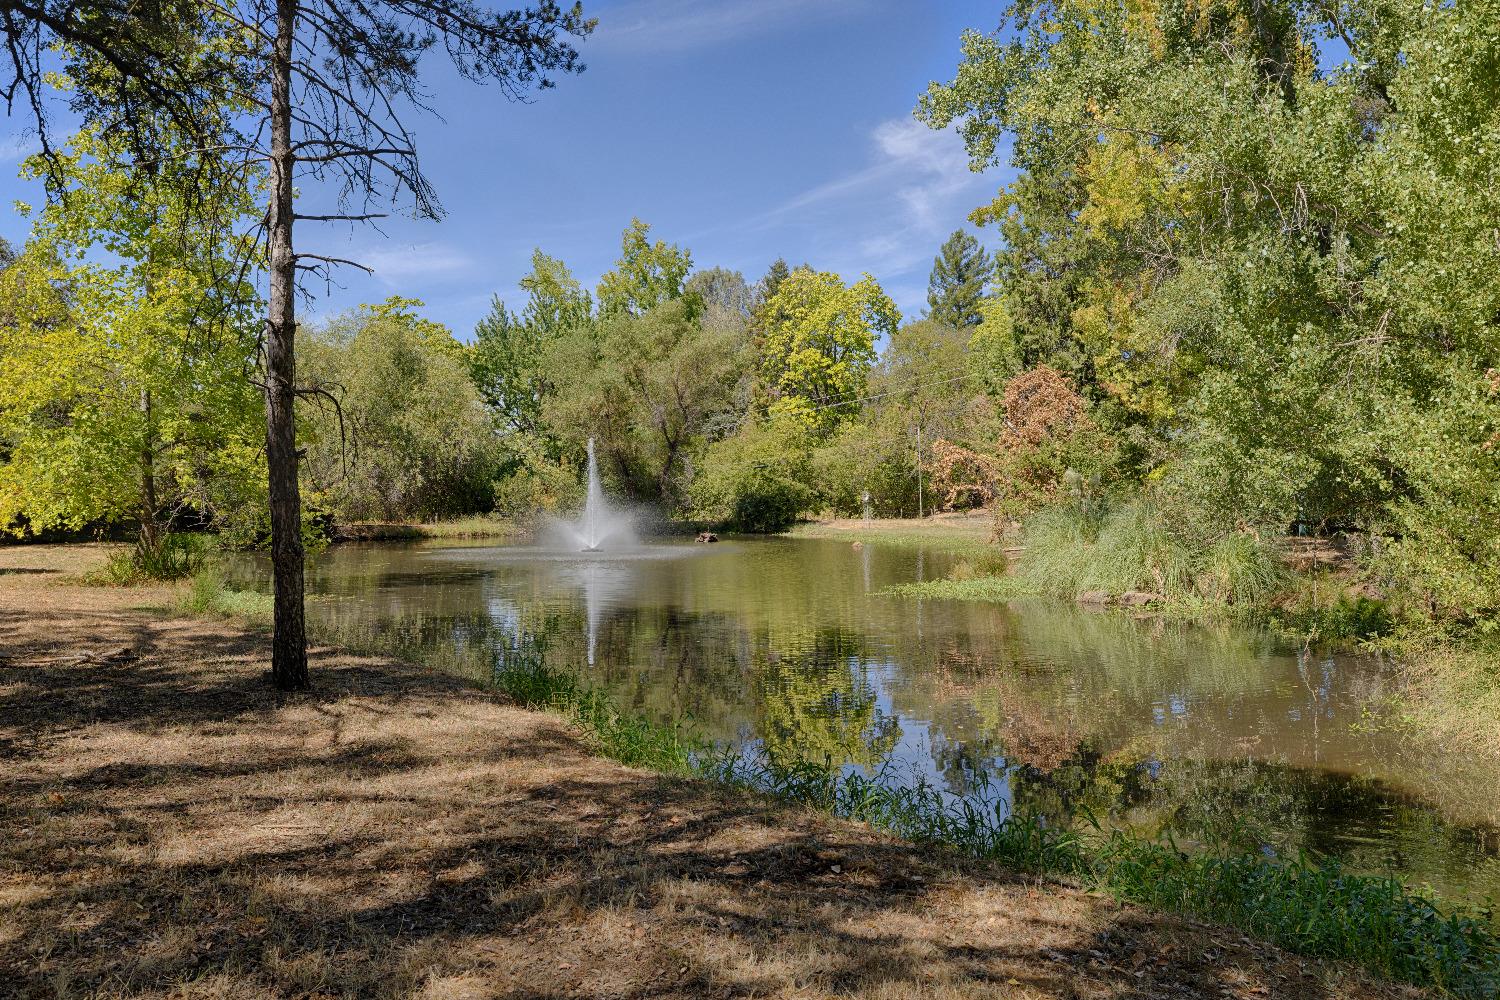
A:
<box><xmin>264</xmin><ymin>0</ymin><xmax>308</xmax><ymax>689</ymax></box>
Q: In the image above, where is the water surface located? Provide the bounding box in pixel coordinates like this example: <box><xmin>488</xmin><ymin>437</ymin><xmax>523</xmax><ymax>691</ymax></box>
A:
<box><xmin>230</xmin><ymin>536</ymin><xmax>1500</xmax><ymax>907</ymax></box>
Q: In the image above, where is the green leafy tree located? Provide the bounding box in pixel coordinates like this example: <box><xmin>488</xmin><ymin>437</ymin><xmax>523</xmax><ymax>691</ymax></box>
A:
<box><xmin>302</xmin><ymin>298</ymin><xmax>502</xmax><ymax>521</ymax></box>
<box><xmin>756</xmin><ymin>269</ymin><xmax>899</xmax><ymax>435</ymax></box>
<box><xmin>755</xmin><ymin>257</ymin><xmax>792</xmax><ymax>305</ymax></box>
<box><xmin>540</xmin><ymin>298</ymin><xmax>745</xmax><ymax>503</ymax></box>
<box><xmin>596</xmin><ymin>219</ymin><xmax>691</xmax><ymax>318</ymax></box>
<box><xmin>689</xmin><ymin>418</ymin><xmax>817</xmax><ymax>533</ymax></box>
<box><xmin>915</xmin><ymin>0</ymin><xmax>1500</xmax><ymax>631</ymax></box>
<box><xmin>685</xmin><ymin>267</ymin><xmax>752</xmax><ymax>334</ymax></box>
<box><xmin>519</xmin><ymin>249</ymin><xmax>594</xmax><ymax>335</ymax></box>
<box><xmin>926</xmin><ymin>229</ymin><xmax>992</xmax><ymax>328</ymax></box>
<box><xmin>0</xmin><ymin>120</ymin><xmax>263</xmax><ymax>561</ymax></box>
<box><xmin>471</xmin><ymin>250</ymin><xmax>594</xmax><ymax>450</ymax></box>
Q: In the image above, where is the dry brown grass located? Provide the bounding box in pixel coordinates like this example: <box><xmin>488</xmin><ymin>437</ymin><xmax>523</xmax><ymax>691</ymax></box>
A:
<box><xmin>0</xmin><ymin>544</ymin><xmax>1422</xmax><ymax>999</ymax></box>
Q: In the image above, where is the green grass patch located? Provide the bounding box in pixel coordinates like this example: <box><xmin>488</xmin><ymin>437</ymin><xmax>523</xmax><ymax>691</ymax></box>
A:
<box><xmin>334</xmin><ymin>516</ymin><xmax>519</xmax><ymax>542</ymax></box>
<box><xmin>785</xmin><ymin>519</ymin><xmax>993</xmax><ymax>553</ymax></box>
<box><xmin>884</xmin><ymin>575</ymin><xmax>1035</xmax><ymax>602</ymax></box>
<box><xmin>177</xmin><ymin>564</ymin><xmax>275</xmax><ymax>624</ymax></box>
<box><xmin>493</xmin><ymin>640</ymin><xmax>701</xmax><ymax>772</ymax></box>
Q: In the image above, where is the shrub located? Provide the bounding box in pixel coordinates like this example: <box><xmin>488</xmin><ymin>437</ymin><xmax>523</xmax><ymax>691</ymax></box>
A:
<box><xmin>92</xmin><ymin>533</ymin><xmax>211</xmax><ymax>584</ymax></box>
<box><xmin>689</xmin><ymin>419</ymin><xmax>816</xmax><ymax>532</ymax></box>
<box><xmin>926</xmin><ymin>438</ymin><xmax>1001</xmax><ymax>511</ymax></box>
<box><xmin>987</xmin><ymin>367</ymin><xmax>1121</xmax><ymax>519</ymax></box>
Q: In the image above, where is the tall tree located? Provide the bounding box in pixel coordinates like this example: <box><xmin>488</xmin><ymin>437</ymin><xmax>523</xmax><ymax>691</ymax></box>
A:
<box><xmin>471</xmin><ymin>249</ymin><xmax>592</xmax><ymax>440</ymax></box>
<box><xmin>755</xmin><ymin>258</ymin><xmax>791</xmax><ymax>306</ymax></box>
<box><xmin>1</xmin><ymin>1</ymin><xmax>244</xmax><ymax>172</ymax></box>
<box><xmin>926</xmin><ymin>229</ymin><xmax>991</xmax><ymax>329</ymax></box>
<box><xmin>595</xmin><ymin>219</ymin><xmax>691</xmax><ymax>318</ymax></box>
<box><xmin>252</xmin><ymin>1</ymin><xmax>592</xmax><ymax>689</ymax></box>
<box><xmin>756</xmin><ymin>269</ymin><xmax>899</xmax><ymax>435</ymax></box>
<box><xmin>5</xmin><ymin>1</ymin><xmax>593</xmax><ymax>689</ymax></box>
<box><xmin>303</xmin><ymin>298</ymin><xmax>500</xmax><ymax>521</ymax></box>
<box><xmin>0</xmin><ymin>120</ymin><xmax>263</xmax><ymax>550</ymax></box>
<box><xmin>685</xmin><ymin>267</ymin><xmax>751</xmax><ymax>332</ymax></box>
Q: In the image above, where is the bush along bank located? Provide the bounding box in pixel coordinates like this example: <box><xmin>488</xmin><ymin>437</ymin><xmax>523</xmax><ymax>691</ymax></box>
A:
<box><xmin>883</xmin><ymin>500</ymin><xmax>1403</xmax><ymax>646</ymax></box>
<box><xmin>485</xmin><ymin>646</ymin><xmax>1500</xmax><ymax>999</ymax></box>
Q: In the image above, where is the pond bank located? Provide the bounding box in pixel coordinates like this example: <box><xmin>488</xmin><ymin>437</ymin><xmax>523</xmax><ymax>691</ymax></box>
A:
<box><xmin>0</xmin><ymin>544</ymin><xmax>1419</xmax><ymax>999</ymax></box>
<box><xmin>330</xmin><ymin>515</ymin><xmax>521</xmax><ymax>542</ymax></box>
<box><xmin>787</xmin><ymin>511</ymin><xmax>997</xmax><ymax>551</ymax></box>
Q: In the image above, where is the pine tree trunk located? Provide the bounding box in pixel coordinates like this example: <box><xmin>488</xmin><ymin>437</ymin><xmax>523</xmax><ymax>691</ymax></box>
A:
<box><xmin>264</xmin><ymin>0</ymin><xmax>308</xmax><ymax>689</ymax></box>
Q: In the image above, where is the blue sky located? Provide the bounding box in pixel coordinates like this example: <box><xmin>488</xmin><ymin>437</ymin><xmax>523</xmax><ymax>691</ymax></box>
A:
<box><xmin>0</xmin><ymin>0</ymin><xmax>1011</xmax><ymax>339</ymax></box>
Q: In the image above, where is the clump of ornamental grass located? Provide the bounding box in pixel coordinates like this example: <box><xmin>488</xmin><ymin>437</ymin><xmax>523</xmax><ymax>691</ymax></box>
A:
<box><xmin>1013</xmin><ymin>504</ymin><xmax>1098</xmax><ymax>597</ymax></box>
<box><xmin>1086</xmin><ymin>500</ymin><xmax>1194</xmax><ymax>597</ymax></box>
<box><xmin>1015</xmin><ymin>500</ymin><xmax>1194</xmax><ymax>599</ymax></box>
<box><xmin>87</xmin><ymin>533</ymin><xmax>213</xmax><ymax>585</ymax></box>
<box><xmin>1196</xmin><ymin>531</ymin><xmax>1286</xmax><ymax>606</ymax></box>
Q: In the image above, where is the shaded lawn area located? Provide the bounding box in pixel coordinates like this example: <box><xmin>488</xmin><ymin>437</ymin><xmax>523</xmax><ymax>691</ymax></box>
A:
<box><xmin>0</xmin><ymin>547</ymin><xmax>1421</xmax><ymax>999</ymax></box>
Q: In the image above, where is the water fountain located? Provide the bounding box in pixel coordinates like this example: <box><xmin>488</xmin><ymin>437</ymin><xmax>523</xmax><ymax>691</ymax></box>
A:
<box><xmin>555</xmin><ymin>438</ymin><xmax>633</xmax><ymax>552</ymax></box>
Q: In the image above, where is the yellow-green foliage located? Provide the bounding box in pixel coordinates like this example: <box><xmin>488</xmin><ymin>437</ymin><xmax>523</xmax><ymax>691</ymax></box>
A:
<box><xmin>300</xmin><ymin>297</ymin><xmax>503</xmax><ymax>522</ymax></box>
<box><xmin>0</xmin><ymin>122</ymin><xmax>264</xmax><ymax>540</ymax></box>
<box><xmin>756</xmin><ymin>268</ymin><xmax>899</xmax><ymax>434</ymax></box>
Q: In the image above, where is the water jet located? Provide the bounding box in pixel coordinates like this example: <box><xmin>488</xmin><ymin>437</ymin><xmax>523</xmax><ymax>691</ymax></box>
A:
<box><xmin>552</xmin><ymin>438</ymin><xmax>633</xmax><ymax>552</ymax></box>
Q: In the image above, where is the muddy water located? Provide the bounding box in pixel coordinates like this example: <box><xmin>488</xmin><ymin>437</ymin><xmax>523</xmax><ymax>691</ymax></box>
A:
<box><xmin>229</xmin><ymin>536</ymin><xmax>1500</xmax><ymax>907</ymax></box>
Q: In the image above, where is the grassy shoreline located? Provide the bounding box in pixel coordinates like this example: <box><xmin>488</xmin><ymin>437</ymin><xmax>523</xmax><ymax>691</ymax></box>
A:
<box><xmin>488</xmin><ymin>656</ymin><xmax>1500</xmax><ymax>998</ymax></box>
<box><xmin>329</xmin><ymin>514</ymin><xmax>521</xmax><ymax>541</ymax></box>
<box><xmin>785</xmin><ymin>513</ymin><xmax>995</xmax><ymax>552</ymax></box>
<box><xmin>21</xmin><ymin>539</ymin><xmax>1499</xmax><ymax>994</ymax></box>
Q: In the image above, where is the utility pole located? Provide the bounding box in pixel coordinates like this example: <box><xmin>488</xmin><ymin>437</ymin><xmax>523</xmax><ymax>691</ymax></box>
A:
<box><xmin>916</xmin><ymin>424</ymin><xmax>924</xmax><ymax>519</ymax></box>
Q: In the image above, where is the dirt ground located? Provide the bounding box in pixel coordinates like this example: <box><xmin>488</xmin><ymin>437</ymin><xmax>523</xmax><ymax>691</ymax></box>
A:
<box><xmin>0</xmin><ymin>544</ymin><xmax>1419</xmax><ymax>999</ymax></box>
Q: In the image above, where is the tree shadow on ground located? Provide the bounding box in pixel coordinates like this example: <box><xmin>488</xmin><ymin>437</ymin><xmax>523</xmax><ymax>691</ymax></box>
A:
<box><xmin>0</xmin><ymin>608</ymin><xmax>1414</xmax><ymax>999</ymax></box>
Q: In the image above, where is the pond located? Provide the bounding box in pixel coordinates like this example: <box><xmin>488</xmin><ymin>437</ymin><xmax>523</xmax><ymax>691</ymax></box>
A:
<box><xmin>230</xmin><ymin>535</ymin><xmax>1500</xmax><ymax>908</ymax></box>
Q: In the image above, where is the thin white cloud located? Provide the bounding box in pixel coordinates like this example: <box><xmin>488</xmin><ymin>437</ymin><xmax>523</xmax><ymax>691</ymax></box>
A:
<box><xmin>761</xmin><ymin>117</ymin><xmax>983</xmax><ymax>238</ymax></box>
<box><xmin>0</xmin><ymin>133</ymin><xmax>39</xmax><ymax>163</ymax></box>
<box><xmin>592</xmin><ymin>0</ymin><xmax>871</xmax><ymax>53</ymax></box>
<box><xmin>361</xmin><ymin>242</ymin><xmax>476</xmax><ymax>285</ymax></box>
<box><xmin>742</xmin><ymin>115</ymin><xmax>1003</xmax><ymax>319</ymax></box>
